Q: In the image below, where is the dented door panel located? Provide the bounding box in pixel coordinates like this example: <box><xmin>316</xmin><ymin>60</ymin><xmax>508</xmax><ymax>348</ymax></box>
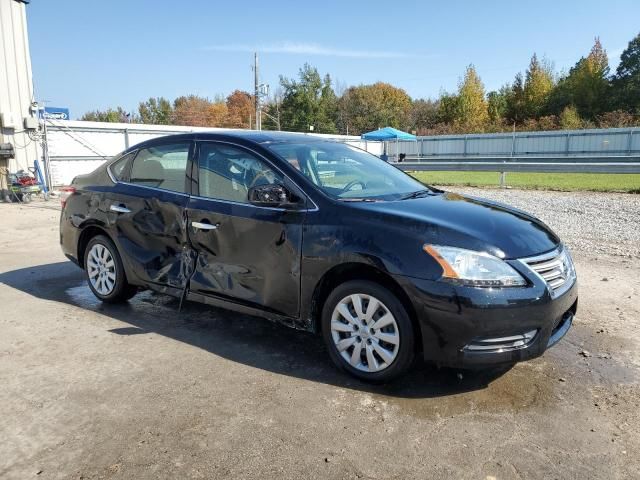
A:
<box><xmin>109</xmin><ymin>182</ymin><xmax>192</xmax><ymax>289</ymax></box>
<box><xmin>187</xmin><ymin>197</ymin><xmax>304</xmax><ymax>318</ymax></box>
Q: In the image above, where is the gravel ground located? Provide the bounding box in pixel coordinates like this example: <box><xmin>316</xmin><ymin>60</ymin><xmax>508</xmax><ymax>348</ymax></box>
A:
<box><xmin>443</xmin><ymin>187</ymin><xmax>640</xmax><ymax>258</ymax></box>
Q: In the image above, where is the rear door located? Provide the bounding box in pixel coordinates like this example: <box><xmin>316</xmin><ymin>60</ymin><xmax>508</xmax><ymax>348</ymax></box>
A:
<box><xmin>186</xmin><ymin>141</ymin><xmax>306</xmax><ymax>318</ymax></box>
<box><xmin>108</xmin><ymin>140</ymin><xmax>193</xmax><ymax>292</ymax></box>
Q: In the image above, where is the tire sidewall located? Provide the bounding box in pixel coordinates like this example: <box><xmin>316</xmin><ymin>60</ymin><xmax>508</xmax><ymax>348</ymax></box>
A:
<box><xmin>321</xmin><ymin>280</ymin><xmax>415</xmax><ymax>382</ymax></box>
<box><xmin>84</xmin><ymin>235</ymin><xmax>129</xmax><ymax>303</ymax></box>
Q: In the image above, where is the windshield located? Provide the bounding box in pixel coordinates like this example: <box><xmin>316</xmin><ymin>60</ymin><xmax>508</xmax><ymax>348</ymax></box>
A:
<box><xmin>267</xmin><ymin>141</ymin><xmax>428</xmax><ymax>201</ymax></box>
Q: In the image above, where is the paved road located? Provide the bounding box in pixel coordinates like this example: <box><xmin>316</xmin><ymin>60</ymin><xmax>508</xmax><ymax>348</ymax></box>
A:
<box><xmin>1</xmin><ymin>191</ymin><xmax>638</xmax><ymax>479</ymax></box>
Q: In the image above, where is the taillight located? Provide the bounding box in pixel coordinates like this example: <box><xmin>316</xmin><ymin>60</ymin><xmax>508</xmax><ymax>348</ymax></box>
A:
<box><xmin>60</xmin><ymin>186</ymin><xmax>76</xmax><ymax>208</ymax></box>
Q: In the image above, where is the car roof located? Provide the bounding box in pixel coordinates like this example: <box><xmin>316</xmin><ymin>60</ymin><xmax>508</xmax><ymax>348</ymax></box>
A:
<box><xmin>209</xmin><ymin>130</ymin><xmax>327</xmax><ymax>144</ymax></box>
<box><xmin>128</xmin><ymin>130</ymin><xmax>338</xmax><ymax>152</ymax></box>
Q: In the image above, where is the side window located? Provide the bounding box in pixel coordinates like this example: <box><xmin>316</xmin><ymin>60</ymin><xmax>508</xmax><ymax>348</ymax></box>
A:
<box><xmin>109</xmin><ymin>151</ymin><xmax>135</xmax><ymax>181</ymax></box>
<box><xmin>198</xmin><ymin>143</ymin><xmax>283</xmax><ymax>203</ymax></box>
<box><xmin>129</xmin><ymin>142</ymin><xmax>190</xmax><ymax>193</ymax></box>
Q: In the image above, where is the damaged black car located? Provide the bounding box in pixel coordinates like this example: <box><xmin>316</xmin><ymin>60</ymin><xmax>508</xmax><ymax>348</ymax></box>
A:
<box><xmin>60</xmin><ymin>132</ymin><xmax>578</xmax><ymax>382</ymax></box>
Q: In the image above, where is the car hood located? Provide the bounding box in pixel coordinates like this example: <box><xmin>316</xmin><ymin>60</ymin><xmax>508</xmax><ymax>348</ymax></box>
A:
<box><xmin>354</xmin><ymin>192</ymin><xmax>560</xmax><ymax>259</ymax></box>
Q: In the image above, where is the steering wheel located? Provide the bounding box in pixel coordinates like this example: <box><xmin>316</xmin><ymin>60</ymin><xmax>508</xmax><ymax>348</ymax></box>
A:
<box><xmin>342</xmin><ymin>180</ymin><xmax>366</xmax><ymax>192</ymax></box>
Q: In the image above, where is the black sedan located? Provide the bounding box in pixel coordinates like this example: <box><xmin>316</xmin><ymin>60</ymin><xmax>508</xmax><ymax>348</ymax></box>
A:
<box><xmin>60</xmin><ymin>131</ymin><xmax>578</xmax><ymax>382</ymax></box>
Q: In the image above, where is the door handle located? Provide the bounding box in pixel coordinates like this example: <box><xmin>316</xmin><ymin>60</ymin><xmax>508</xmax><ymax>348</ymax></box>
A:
<box><xmin>110</xmin><ymin>204</ymin><xmax>131</xmax><ymax>213</ymax></box>
<box><xmin>192</xmin><ymin>221</ymin><xmax>218</xmax><ymax>231</ymax></box>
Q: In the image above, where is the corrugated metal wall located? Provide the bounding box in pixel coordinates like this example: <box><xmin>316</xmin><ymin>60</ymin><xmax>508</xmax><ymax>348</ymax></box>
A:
<box><xmin>389</xmin><ymin>128</ymin><xmax>640</xmax><ymax>158</ymax></box>
<box><xmin>0</xmin><ymin>0</ymin><xmax>39</xmax><ymax>173</ymax></box>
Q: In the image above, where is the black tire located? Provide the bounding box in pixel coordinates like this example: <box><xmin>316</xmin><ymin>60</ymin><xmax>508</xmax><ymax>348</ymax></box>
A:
<box><xmin>84</xmin><ymin>234</ymin><xmax>137</xmax><ymax>303</ymax></box>
<box><xmin>321</xmin><ymin>280</ymin><xmax>415</xmax><ymax>383</ymax></box>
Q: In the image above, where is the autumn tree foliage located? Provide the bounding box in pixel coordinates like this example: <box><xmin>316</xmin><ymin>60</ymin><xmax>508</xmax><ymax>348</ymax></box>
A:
<box><xmin>454</xmin><ymin>65</ymin><xmax>489</xmax><ymax>132</ymax></box>
<box><xmin>338</xmin><ymin>82</ymin><xmax>412</xmax><ymax>134</ymax></box>
<box><xmin>226</xmin><ymin>90</ymin><xmax>254</xmax><ymax>129</ymax></box>
<box><xmin>523</xmin><ymin>54</ymin><xmax>555</xmax><ymax>119</ymax></box>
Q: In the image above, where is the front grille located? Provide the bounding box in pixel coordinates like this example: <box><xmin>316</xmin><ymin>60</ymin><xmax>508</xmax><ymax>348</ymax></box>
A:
<box><xmin>520</xmin><ymin>247</ymin><xmax>576</xmax><ymax>296</ymax></box>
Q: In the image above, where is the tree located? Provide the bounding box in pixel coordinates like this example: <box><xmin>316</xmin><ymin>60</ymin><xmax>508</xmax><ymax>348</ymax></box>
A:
<box><xmin>487</xmin><ymin>88</ymin><xmax>508</xmax><ymax>125</ymax></box>
<box><xmin>262</xmin><ymin>87</ymin><xmax>284</xmax><ymax>131</ymax></box>
<box><xmin>505</xmin><ymin>73</ymin><xmax>526</xmax><ymax>124</ymax></box>
<box><xmin>559</xmin><ymin>105</ymin><xmax>583</xmax><ymax>129</ymax></box>
<box><xmin>226</xmin><ymin>90</ymin><xmax>254</xmax><ymax>128</ymax></box>
<box><xmin>548</xmin><ymin>38</ymin><xmax>610</xmax><ymax>119</ymax></box>
<box><xmin>597</xmin><ymin>110</ymin><xmax>639</xmax><ymax>128</ymax></box>
<box><xmin>173</xmin><ymin>95</ymin><xmax>210</xmax><ymax>126</ymax></box>
<box><xmin>452</xmin><ymin>65</ymin><xmax>488</xmax><ymax>132</ymax></box>
<box><xmin>574</xmin><ymin>38</ymin><xmax>610</xmax><ymax>118</ymax></box>
<box><xmin>612</xmin><ymin>32</ymin><xmax>640</xmax><ymax>114</ymax></box>
<box><xmin>80</xmin><ymin>107</ymin><xmax>134</xmax><ymax>123</ymax></box>
<box><xmin>172</xmin><ymin>95</ymin><xmax>227</xmax><ymax>127</ymax></box>
<box><xmin>208</xmin><ymin>101</ymin><xmax>228</xmax><ymax>127</ymax></box>
<box><xmin>279</xmin><ymin>64</ymin><xmax>338</xmax><ymax>133</ymax></box>
<box><xmin>339</xmin><ymin>82</ymin><xmax>412</xmax><ymax>135</ymax></box>
<box><xmin>138</xmin><ymin>97</ymin><xmax>173</xmax><ymax>125</ymax></box>
<box><xmin>436</xmin><ymin>92</ymin><xmax>459</xmax><ymax>126</ymax></box>
<box><xmin>410</xmin><ymin>99</ymin><xmax>439</xmax><ymax>133</ymax></box>
<box><xmin>523</xmin><ymin>53</ymin><xmax>554</xmax><ymax>118</ymax></box>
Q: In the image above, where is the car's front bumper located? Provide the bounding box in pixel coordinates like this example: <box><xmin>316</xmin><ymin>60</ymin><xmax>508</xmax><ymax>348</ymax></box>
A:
<box><xmin>394</xmin><ymin>268</ymin><xmax>578</xmax><ymax>368</ymax></box>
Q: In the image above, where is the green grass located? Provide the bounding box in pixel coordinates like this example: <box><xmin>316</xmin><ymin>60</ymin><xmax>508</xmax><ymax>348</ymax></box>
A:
<box><xmin>409</xmin><ymin>171</ymin><xmax>640</xmax><ymax>193</ymax></box>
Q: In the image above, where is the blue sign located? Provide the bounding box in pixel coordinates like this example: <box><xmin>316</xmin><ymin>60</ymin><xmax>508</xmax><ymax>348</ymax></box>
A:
<box><xmin>41</xmin><ymin>107</ymin><xmax>70</xmax><ymax>120</ymax></box>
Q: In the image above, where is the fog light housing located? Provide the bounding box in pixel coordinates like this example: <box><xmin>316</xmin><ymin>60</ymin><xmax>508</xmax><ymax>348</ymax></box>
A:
<box><xmin>463</xmin><ymin>329</ymin><xmax>538</xmax><ymax>352</ymax></box>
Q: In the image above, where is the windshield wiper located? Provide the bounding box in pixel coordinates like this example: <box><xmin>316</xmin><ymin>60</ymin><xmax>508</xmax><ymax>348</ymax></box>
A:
<box><xmin>400</xmin><ymin>189</ymin><xmax>432</xmax><ymax>200</ymax></box>
<box><xmin>338</xmin><ymin>197</ymin><xmax>380</xmax><ymax>202</ymax></box>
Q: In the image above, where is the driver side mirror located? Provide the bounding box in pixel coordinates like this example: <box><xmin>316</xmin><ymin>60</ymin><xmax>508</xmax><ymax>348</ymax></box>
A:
<box><xmin>248</xmin><ymin>183</ymin><xmax>301</xmax><ymax>209</ymax></box>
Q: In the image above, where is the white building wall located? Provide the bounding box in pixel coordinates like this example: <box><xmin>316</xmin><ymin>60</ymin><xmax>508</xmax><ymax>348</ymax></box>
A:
<box><xmin>0</xmin><ymin>0</ymin><xmax>39</xmax><ymax>173</ymax></box>
<box><xmin>46</xmin><ymin>120</ymin><xmax>383</xmax><ymax>186</ymax></box>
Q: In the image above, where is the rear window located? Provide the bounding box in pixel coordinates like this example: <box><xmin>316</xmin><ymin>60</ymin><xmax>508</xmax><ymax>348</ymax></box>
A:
<box><xmin>109</xmin><ymin>152</ymin><xmax>135</xmax><ymax>181</ymax></box>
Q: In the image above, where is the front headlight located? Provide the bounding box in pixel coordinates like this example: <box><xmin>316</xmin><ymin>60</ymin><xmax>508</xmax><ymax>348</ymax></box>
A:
<box><xmin>423</xmin><ymin>244</ymin><xmax>526</xmax><ymax>287</ymax></box>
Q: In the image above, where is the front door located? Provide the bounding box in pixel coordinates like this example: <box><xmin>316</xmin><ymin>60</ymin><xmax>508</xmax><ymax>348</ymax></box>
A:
<box><xmin>108</xmin><ymin>140</ymin><xmax>193</xmax><ymax>292</ymax></box>
<box><xmin>186</xmin><ymin>141</ymin><xmax>305</xmax><ymax>318</ymax></box>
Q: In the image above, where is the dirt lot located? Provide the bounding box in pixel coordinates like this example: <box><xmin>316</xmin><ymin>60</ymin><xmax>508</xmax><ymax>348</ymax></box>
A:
<box><xmin>1</xmin><ymin>188</ymin><xmax>639</xmax><ymax>480</ymax></box>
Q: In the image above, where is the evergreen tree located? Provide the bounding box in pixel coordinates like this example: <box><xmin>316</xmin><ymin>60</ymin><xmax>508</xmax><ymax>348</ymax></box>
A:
<box><xmin>279</xmin><ymin>64</ymin><xmax>337</xmax><ymax>133</ymax></box>
<box><xmin>487</xmin><ymin>88</ymin><xmax>509</xmax><ymax>124</ymax></box>
<box><xmin>612</xmin><ymin>32</ymin><xmax>640</xmax><ymax>114</ymax></box>
<box><xmin>505</xmin><ymin>73</ymin><xmax>526</xmax><ymax>124</ymax></box>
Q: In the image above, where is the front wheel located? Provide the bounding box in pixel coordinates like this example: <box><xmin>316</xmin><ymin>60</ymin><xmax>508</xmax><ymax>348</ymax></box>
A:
<box><xmin>321</xmin><ymin>280</ymin><xmax>415</xmax><ymax>382</ymax></box>
<box><xmin>84</xmin><ymin>235</ymin><xmax>137</xmax><ymax>303</ymax></box>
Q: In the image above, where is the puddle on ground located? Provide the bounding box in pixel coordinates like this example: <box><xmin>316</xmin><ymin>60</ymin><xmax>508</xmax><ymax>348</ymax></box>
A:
<box><xmin>65</xmin><ymin>284</ymin><xmax>166</xmax><ymax>311</ymax></box>
<box><xmin>62</xmin><ymin>283</ymin><xmax>637</xmax><ymax>420</ymax></box>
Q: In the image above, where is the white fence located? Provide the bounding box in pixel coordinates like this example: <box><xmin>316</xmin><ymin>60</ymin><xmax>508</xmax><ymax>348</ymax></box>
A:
<box><xmin>45</xmin><ymin>120</ymin><xmax>383</xmax><ymax>186</ymax></box>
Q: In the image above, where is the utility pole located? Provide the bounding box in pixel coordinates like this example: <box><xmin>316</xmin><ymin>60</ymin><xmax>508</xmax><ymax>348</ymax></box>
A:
<box><xmin>254</xmin><ymin>52</ymin><xmax>260</xmax><ymax>131</ymax></box>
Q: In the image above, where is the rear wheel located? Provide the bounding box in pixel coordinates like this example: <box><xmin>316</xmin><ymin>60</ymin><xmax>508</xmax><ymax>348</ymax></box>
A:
<box><xmin>322</xmin><ymin>280</ymin><xmax>415</xmax><ymax>382</ymax></box>
<box><xmin>84</xmin><ymin>235</ymin><xmax>137</xmax><ymax>303</ymax></box>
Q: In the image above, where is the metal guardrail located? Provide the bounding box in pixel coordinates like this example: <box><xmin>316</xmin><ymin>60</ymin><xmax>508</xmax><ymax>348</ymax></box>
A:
<box><xmin>394</xmin><ymin>156</ymin><xmax>640</xmax><ymax>174</ymax></box>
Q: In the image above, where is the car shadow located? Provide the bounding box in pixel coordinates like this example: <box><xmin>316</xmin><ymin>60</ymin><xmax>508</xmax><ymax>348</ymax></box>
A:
<box><xmin>0</xmin><ymin>261</ymin><xmax>512</xmax><ymax>399</ymax></box>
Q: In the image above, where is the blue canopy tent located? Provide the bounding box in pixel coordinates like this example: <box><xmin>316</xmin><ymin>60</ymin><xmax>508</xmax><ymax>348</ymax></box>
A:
<box><xmin>361</xmin><ymin>127</ymin><xmax>417</xmax><ymax>162</ymax></box>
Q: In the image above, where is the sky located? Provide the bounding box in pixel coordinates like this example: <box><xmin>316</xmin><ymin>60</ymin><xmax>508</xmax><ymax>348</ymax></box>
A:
<box><xmin>26</xmin><ymin>0</ymin><xmax>640</xmax><ymax>119</ymax></box>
